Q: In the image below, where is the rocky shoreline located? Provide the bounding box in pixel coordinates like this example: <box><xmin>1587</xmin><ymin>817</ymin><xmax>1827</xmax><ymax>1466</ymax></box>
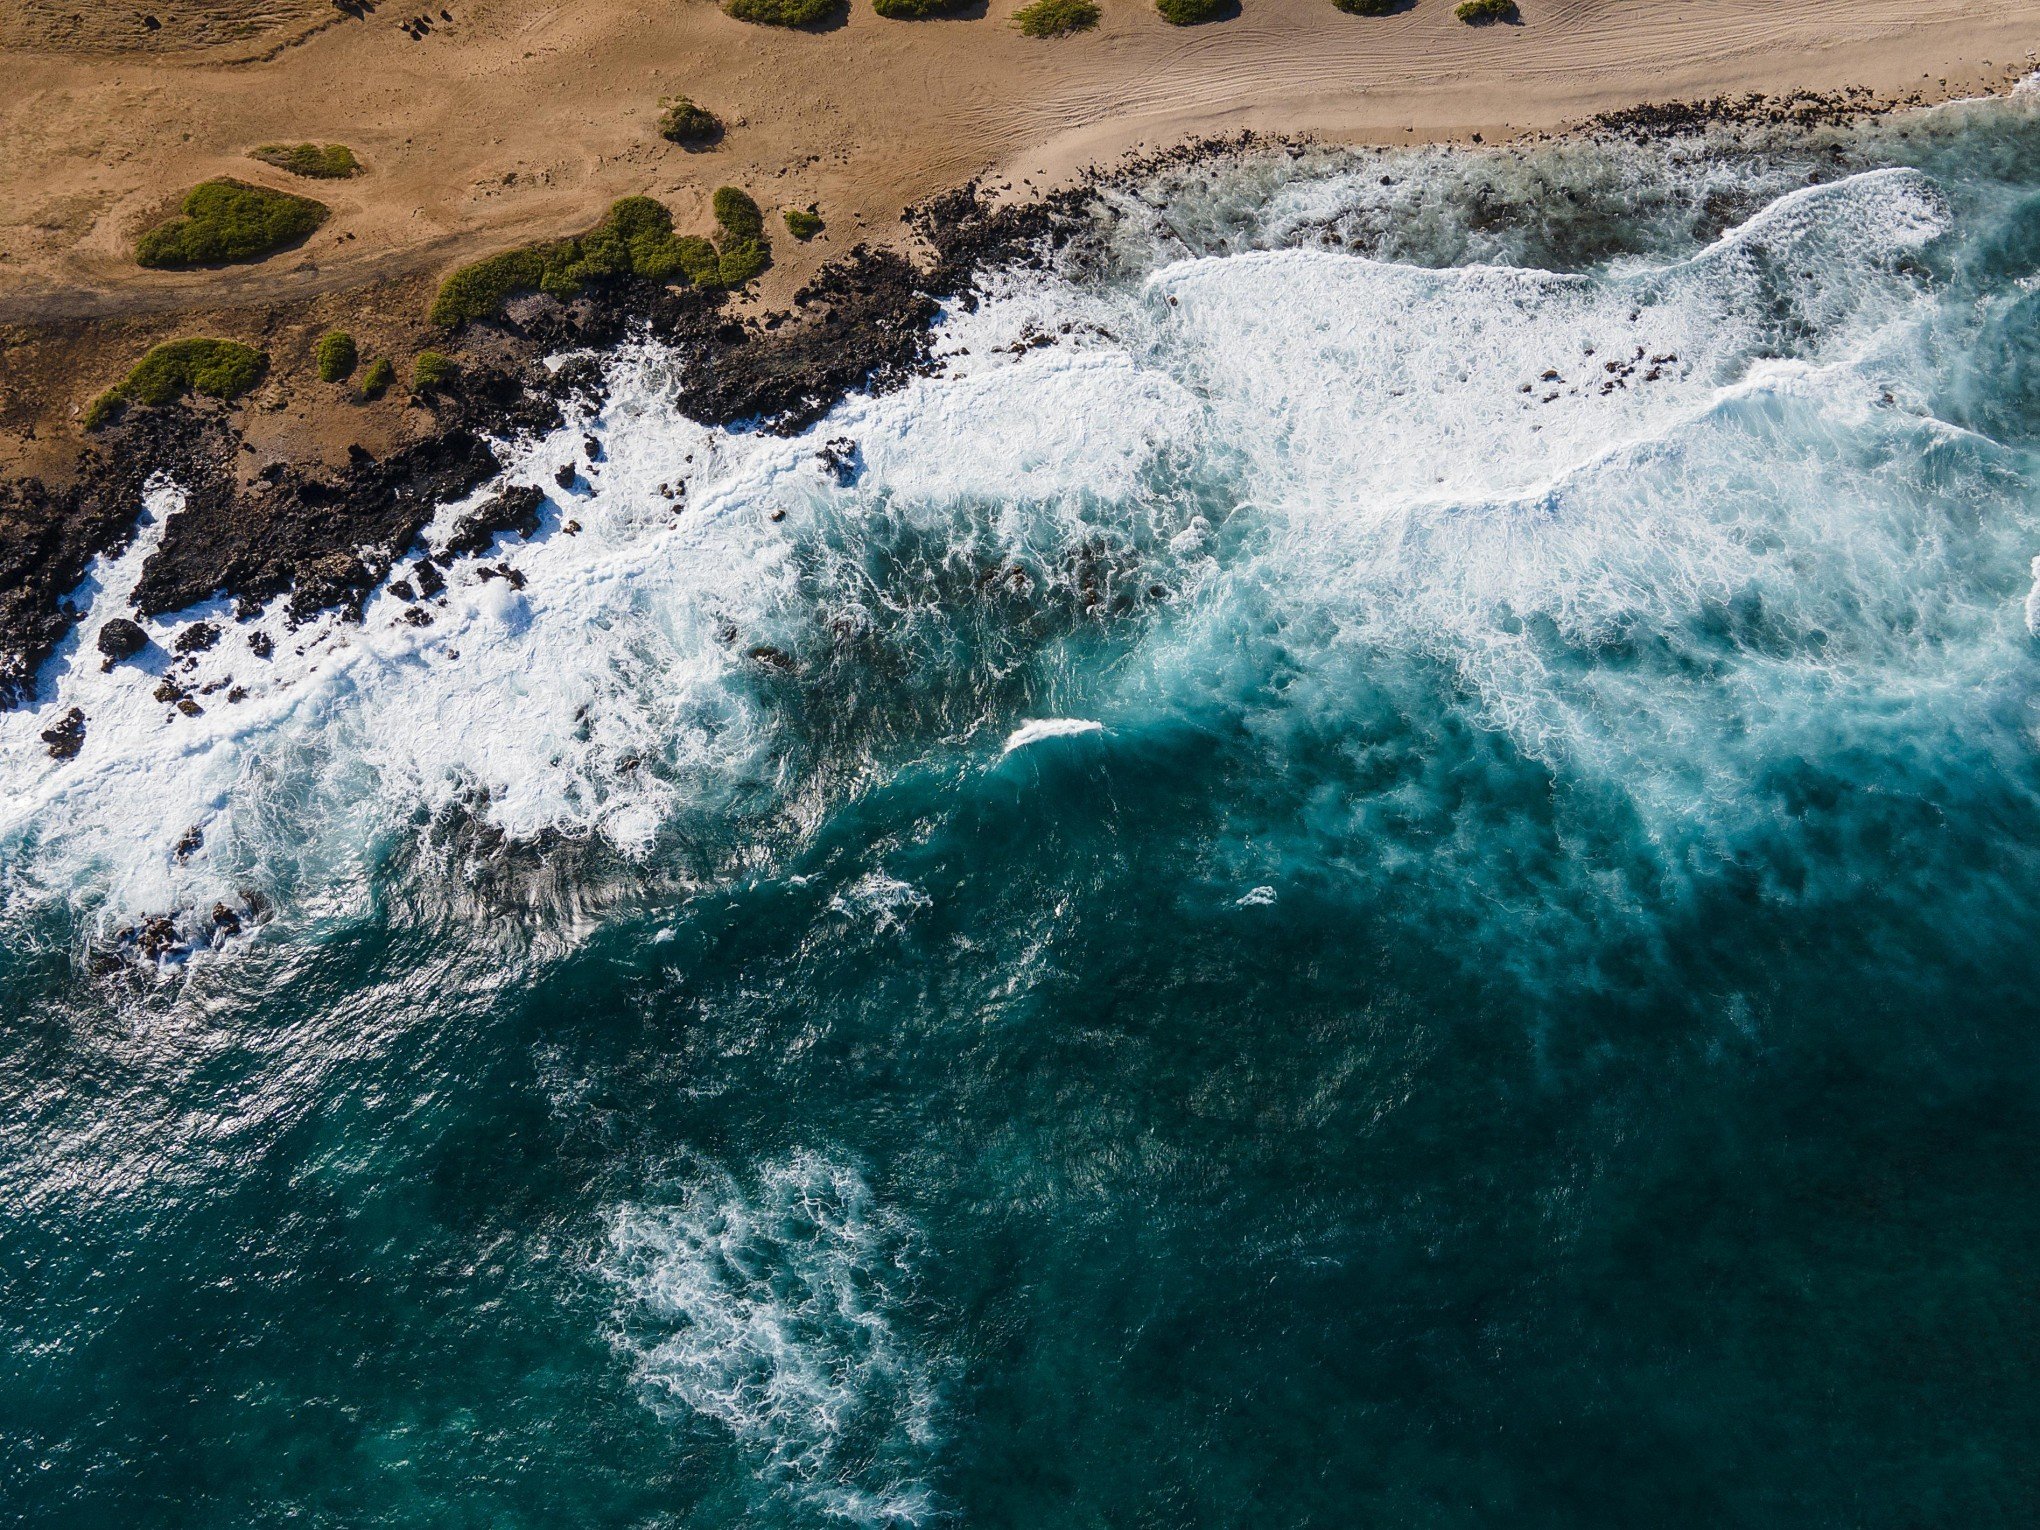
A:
<box><xmin>0</xmin><ymin>82</ymin><xmax>2014</xmax><ymax>727</ymax></box>
<box><xmin>0</xmin><ymin>178</ymin><xmax>1083</xmax><ymax>720</ymax></box>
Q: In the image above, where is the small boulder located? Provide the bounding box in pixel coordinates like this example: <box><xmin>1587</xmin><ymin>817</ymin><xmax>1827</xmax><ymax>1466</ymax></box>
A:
<box><xmin>173</xmin><ymin>621</ymin><xmax>220</xmax><ymax>654</ymax></box>
<box><xmin>40</xmin><ymin>707</ymin><xmax>86</xmax><ymax>761</ymax></box>
<box><xmin>97</xmin><ymin>618</ymin><xmax>148</xmax><ymax>665</ymax></box>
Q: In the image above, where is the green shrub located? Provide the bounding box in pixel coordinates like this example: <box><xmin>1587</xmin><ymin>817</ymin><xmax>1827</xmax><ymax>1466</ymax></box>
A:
<box><xmin>429</xmin><ymin>194</ymin><xmax>773</xmax><ymax>325</ymax></box>
<box><xmin>85</xmin><ymin>339</ymin><xmax>268</xmax><ymax>429</ymax></box>
<box><xmin>411</xmin><ymin>351</ymin><xmax>458</xmax><ymax>392</ymax></box>
<box><xmin>1455</xmin><ymin>0</ymin><xmax>1516</xmax><ymax>19</ymax></box>
<box><xmin>1334</xmin><ymin>0</ymin><xmax>1400</xmax><ymax>11</ymax></box>
<box><xmin>784</xmin><ymin>206</ymin><xmax>824</xmax><ymax>241</ymax></box>
<box><xmin>358</xmin><ymin>357</ymin><xmax>397</xmax><ymax>402</ymax></box>
<box><xmin>873</xmin><ymin>0</ymin><xmax>970</xmax><ymax>15</ymax></box>
<box><xmin>313</xmin><ymin>329</ymin><xmax>357</xmax><ymax>383</ymax></box>
<box><xmin>135</xmin><ymin>178</ymin><xmax>329</xmax><ymax>268</ymax></box>
<box><xmin>1156</xmin><ymin>0</ymin><xmax>1226</xmax><ymax>22</ymax></box>
<box><xmin>722</xmin><ymin>0</ymin><xmax>843</xmax><ymax>25</ymax></box>
<box><xmin>715</xmin><ymin>240</ymin><xmax>770</xmax><ymax>286</ymax></box>
<box><xmin>712</xmin><ymin>187</ymin><xmax>764</xmax><ymax>243</ymax></box>
<box><xmin>1012</xmin><ymin>0</ymin><xmax>1099</xmax><ymax>34</ymax></box>
<box><xmin>658</xmin><ymin>97</ymin><xmax>722</xmax><ymax>146</ymax></box>
<box><xmin>248</xmin><ymin>143</ymin><xmax>362</xmax><ymax>179</ymax></box>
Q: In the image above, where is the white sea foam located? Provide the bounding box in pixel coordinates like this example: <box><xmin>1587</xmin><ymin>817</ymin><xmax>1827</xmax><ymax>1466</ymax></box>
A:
<box><xmin>1000</xmin><ymin>718</ymin><xmax>1104</xmax><ymax>754</ymax></box>
<box><xmin>601</xmin><ymin>1152</ymin><xmax>945</xmax><ymax>1525</ymax></box>
<box><xmin>0</xmin><ymin>152</ymin><xmax>2024</xmax><ymax>939</ymax></box>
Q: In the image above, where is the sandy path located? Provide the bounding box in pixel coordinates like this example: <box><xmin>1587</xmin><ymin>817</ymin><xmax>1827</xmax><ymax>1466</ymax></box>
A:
<box><xmin>0</xmin><ymin>0</ymin><xmax>2034</xmax><ymax>327</ymax></box>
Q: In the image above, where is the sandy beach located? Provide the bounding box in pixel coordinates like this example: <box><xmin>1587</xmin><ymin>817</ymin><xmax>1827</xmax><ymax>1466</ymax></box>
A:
<box><xmin>2</xmin><ymin>0</ymin><xmax>2034</xmax><ymax>326</ymax></box>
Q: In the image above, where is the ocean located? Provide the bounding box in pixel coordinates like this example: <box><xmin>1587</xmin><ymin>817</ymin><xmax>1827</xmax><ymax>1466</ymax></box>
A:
<box><xmin>5</xmin><ymin>88</ymin><xmax>2040</xmax><ymax>1526</ymax></box>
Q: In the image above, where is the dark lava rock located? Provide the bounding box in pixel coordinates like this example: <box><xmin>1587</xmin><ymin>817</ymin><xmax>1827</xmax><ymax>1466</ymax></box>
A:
<box><xmin>747</xmin><ymin>644</ymin><xmax>796</xmax><ymax>672</ymax></box>
<box><xmin>554</xmin><ymin>463</ymin><xmax>577</xmax><ymax>490</ymax></box>
<box><xmin>97</xmin><ymin>617</ymin><xmax>149</xmax><ymax>664</ymax></box>
<box><xmin>211</xmin><ymin>902</ymin><xmax>242</xmax><ymax>935</ymax></box>
<box><xmin>40</xmin><ymin>706</ymin><xmax>85</xmax><ymax>760</ymax></box>
<box><xmin>173</xmin><ymin>620</ymin><xmax>220</xmax><ymax>654</ymax></box>
<box><xmin>413</xmin><ymin>558</ymin><xmax>446</xmax><ymax>599</ymax></box>
<box><xmin>248</xmin><ymin>630</ymin><xmax>274</xmax><ymax>659</ymax></box>
<box><xmin>129</xmin><ymin>428</ymin><xmax>501</xmax><ymax>627</ymax></box>
<box><xmin>0</xmin><ymin>414</ymin><xmax>192</xmax><ymax>707</ymax></box>
<box><xmin>817</xmin><ymin>437</ymin><xmax>862</xmax><ymax>485</ymax></box>
<box><xmin>442</xmin><ymin>484</ymin><xmax>544</xmax><ymax>561</ymax></box>
<box><xmin>583</xmin><ymin>434</ymin><xmax>602</xmax><ymax>461</ymax></box>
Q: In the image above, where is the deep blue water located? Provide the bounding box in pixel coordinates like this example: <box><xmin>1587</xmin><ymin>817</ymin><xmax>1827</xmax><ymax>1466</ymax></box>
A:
<box><xmin>7</xmin><ymin>95</ymin><xmax>2040</xmax><ymax>1526</ymax></box>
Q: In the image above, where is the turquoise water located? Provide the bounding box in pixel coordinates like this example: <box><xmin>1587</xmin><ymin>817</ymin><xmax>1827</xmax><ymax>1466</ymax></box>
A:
<box><xmin>8</xmin><ymin>95</ymin><xmax>2040</xmax><ymax>1525</ymax></box>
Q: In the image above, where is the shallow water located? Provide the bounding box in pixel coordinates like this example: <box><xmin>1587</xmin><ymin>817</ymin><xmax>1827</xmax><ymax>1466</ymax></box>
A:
<box><xmin>6</xmin><ymin>96</ymin><xmax>2040</xmax><ymax>1525</ymax></box>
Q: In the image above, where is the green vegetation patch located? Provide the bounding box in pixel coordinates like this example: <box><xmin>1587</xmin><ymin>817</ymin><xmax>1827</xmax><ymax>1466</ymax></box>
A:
<box><xmin>712</xmin><ymin>187</ymin><xmax>765</xmax><ymax>243</ymax></box>
<box><xmin>1155</xmin><ymin>0</ymin><xmax>1226</xmax><ymax>24</ymax></box>
<box><xmin>85</xmin><ymin>339</ymin><xmax>268</xmax><ymax>430</ymax></box>
<box><xmin>411</xmin><ymin>351</ymin><xmax>459</xmax><ymax>393</ymax></box>
<box><xmin>722</xmin><ymin>0</ymin><xmax>844</xmax><ymax>25</ymax></box>
<box><xmin>135</xmin><ymin>178</ymin><xmax>329</xmax><ymax>269</ymax></box>
<box><xmin>873</xmin><ymin>0</ymin><xmax>972</xmax><ymax>16</ymax></box>
<box><xmin>1455</xmin><ymin>0</ymin><xmax>1517</xmax><ymax>20</ymax></box>
<box><xmin>249</xmin><ymin>143</ymin><xmax>363</xmax><ymax>179</ymax></box>
<box><xmin>430</xmin><ymin>194</ymin><xmax>771</xmax><ymax>327</ymax></box>
<box><xmin>784</xmin><ymin>207</ymin><xmax>824</xmax><ymax>241</ymax></box>
<box><xmin>659</xmin><ymin>97</ymin><xmax>722</xmax><ymax>146</ymax></box>
<box><xmin>1334</xmin><ymin>0</ymin><xmax>1400</xmax><ymax>12</ymax></box>
<box><xmin>314</xmin><ymin>330</ymin><xmax>357</xmax><ymax>383</ymax></box>
<box><xmin>358</xmin><ymin>357</ymin><xmax>397</xmax><ymax>402</ymax></box>
<box><xmin>1013</xmin><ymin>0</ymin><xmax>1099</xmax><ymax>35</ymax></box>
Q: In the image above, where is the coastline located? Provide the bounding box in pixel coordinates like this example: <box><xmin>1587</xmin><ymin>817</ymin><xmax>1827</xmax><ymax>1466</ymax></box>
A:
<box><xmin>1</xmin><ymin>0</ymin><xmax>2037</xmax><ymax>721</ymax></box>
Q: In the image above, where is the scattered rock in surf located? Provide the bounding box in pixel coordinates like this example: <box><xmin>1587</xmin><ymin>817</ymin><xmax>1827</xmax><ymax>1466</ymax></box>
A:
<box><xmin>816</xmin><ymin>436</ymin><xmax>862</xmax><ymax>485</ymax></box>
<box><xmin>747</xmin><ymin>644</ymin><xmax>795</xmax><ymax>672</ymax></box>
<box><xmin>173</xmin><ymin>620</ymin><xmax>220</xmax><ymax>654</ymax></box>
<box><xmin>554</xmin><ymin>463</ymin><xmax>577</xmax><ymax>490</ymax></box>
<box><xmin>402</xmin><ymin>607</ymin><xmax>434</xmax><ymax>627</ymax></box>
<box><xmin>97</xmin><ymin>617</ymin><xmax>148</xmax><ymax>665</ymax></box>
<box><xmin>40</xmin><ymin>706</ymin><xmax>86</xmax><ymax>760</ymax></box>
<box><xmin>227</xmin><ymin>686</ymin><xmax>247</xmax><ymax>703</ymax></box>
<box><xmin>388</xmin><ymin>579</ymin><xmax>416</xmax><ymax>601</ymax></box>
<box><xmin>476</xmin><ymin>563</ymin><xmax>527</xmax><ymax>589</ymax></box>
<box><xmin>211</xmin><ymin>902</ymin><xmax>241</xmax><ymax>934</ymax></box>
<box><xmin>175</xmin><ymin>825</ymin><xmax>203</xmax><ymax>859</ymax></box>
<box><xmin>153</xmin><ymin>677</ymin><xmax>185</xmax><ymax>703</ymax></box>
<box><xmin>442</xmin><ymin>484</ymin><xmax>544</xmax><ymax>561</ymax></box>
<box><xmin>413</xmin><ymin>558</ymin><xmax>446</xmax><ymax>599</ymax></box>
<box><xmin>583</xmin><ymin>434</ymin><xmax>602</xmax><ymax>461</ymax></box>
<box><xmin>175</xmin><ymin>697</ymin><xmax>203</xmax><ymax>717</ymax></box>
<box><xmin>248</xmin><ymin>630</ymin><xmax>274</xmax><ymax>659</ymax></box>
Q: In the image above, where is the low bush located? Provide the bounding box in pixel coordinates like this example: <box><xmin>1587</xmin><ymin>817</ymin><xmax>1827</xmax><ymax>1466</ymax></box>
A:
<box><xmin>712</xmin><ymin>186</ymin><xmax>765</xmax><ymax>243</ymax></box>
<box><xmin>430</xmin><ymin>194</ymin><xmax>770</xmax><ymax>326</ymax></box>
<box><xmin>135</xmin><ymin>179</ymin><xmax>329</xmax><ymax>268</ymax></box>
<box><xmin>659</xmin><ymin>97</ymin><xmax>722</xmax><ymax>146</ymax></box>
<box><xmin>1012</xmin><ymin>0</ymin><xmax>1099</xmax><ymax>34</ymax></box>
<box><xmin>722</xmin><ymin>0</ymin><xmax>843</xmax><ymax>25</ymax></box>
<box><xmin>313</xmin><ymin>329</ymin><xmax>357</xmax><ymax>383</ymax></box>
<box><xmin>1156</xmin><ymin>0</ymin><xmax>1226</xmax><ymax>23</ymax></box>
<box><xmin>411</xmin><ymin>351</ymin><xmax>458</xmax><ymax>392</ymax></box>
<box><xmin>248</xmin><ymin>143</ymin><xmax>362</xmax><ymax>179</ymax></box>
<box><xmin>873</xmin><ymin>0</ymin><xmax>971</xmax><ymax>16</ymax></box>
<box><xmin>358</xmin><ymin>357</ymin><xmax>397</xmax><ymax>401</ymax></box>
<box><xmin>85</xmin><ymin>339</ymin><xmax>268</xmax><ymax>429</ymax></box>
<box><xmin>1334</xmin><ymin>0</ymin><xmax>1400</xmax><ymax>12</ymax></box>
<box><xmin>1455</xmin><ymin>0</ymin><xmax>1517</xmax><ymax>20</ymax></box>
<box><xmin>784</xmin><ymin>206</ymin><xmax>824</xmax><ymax>240</ymax></box>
